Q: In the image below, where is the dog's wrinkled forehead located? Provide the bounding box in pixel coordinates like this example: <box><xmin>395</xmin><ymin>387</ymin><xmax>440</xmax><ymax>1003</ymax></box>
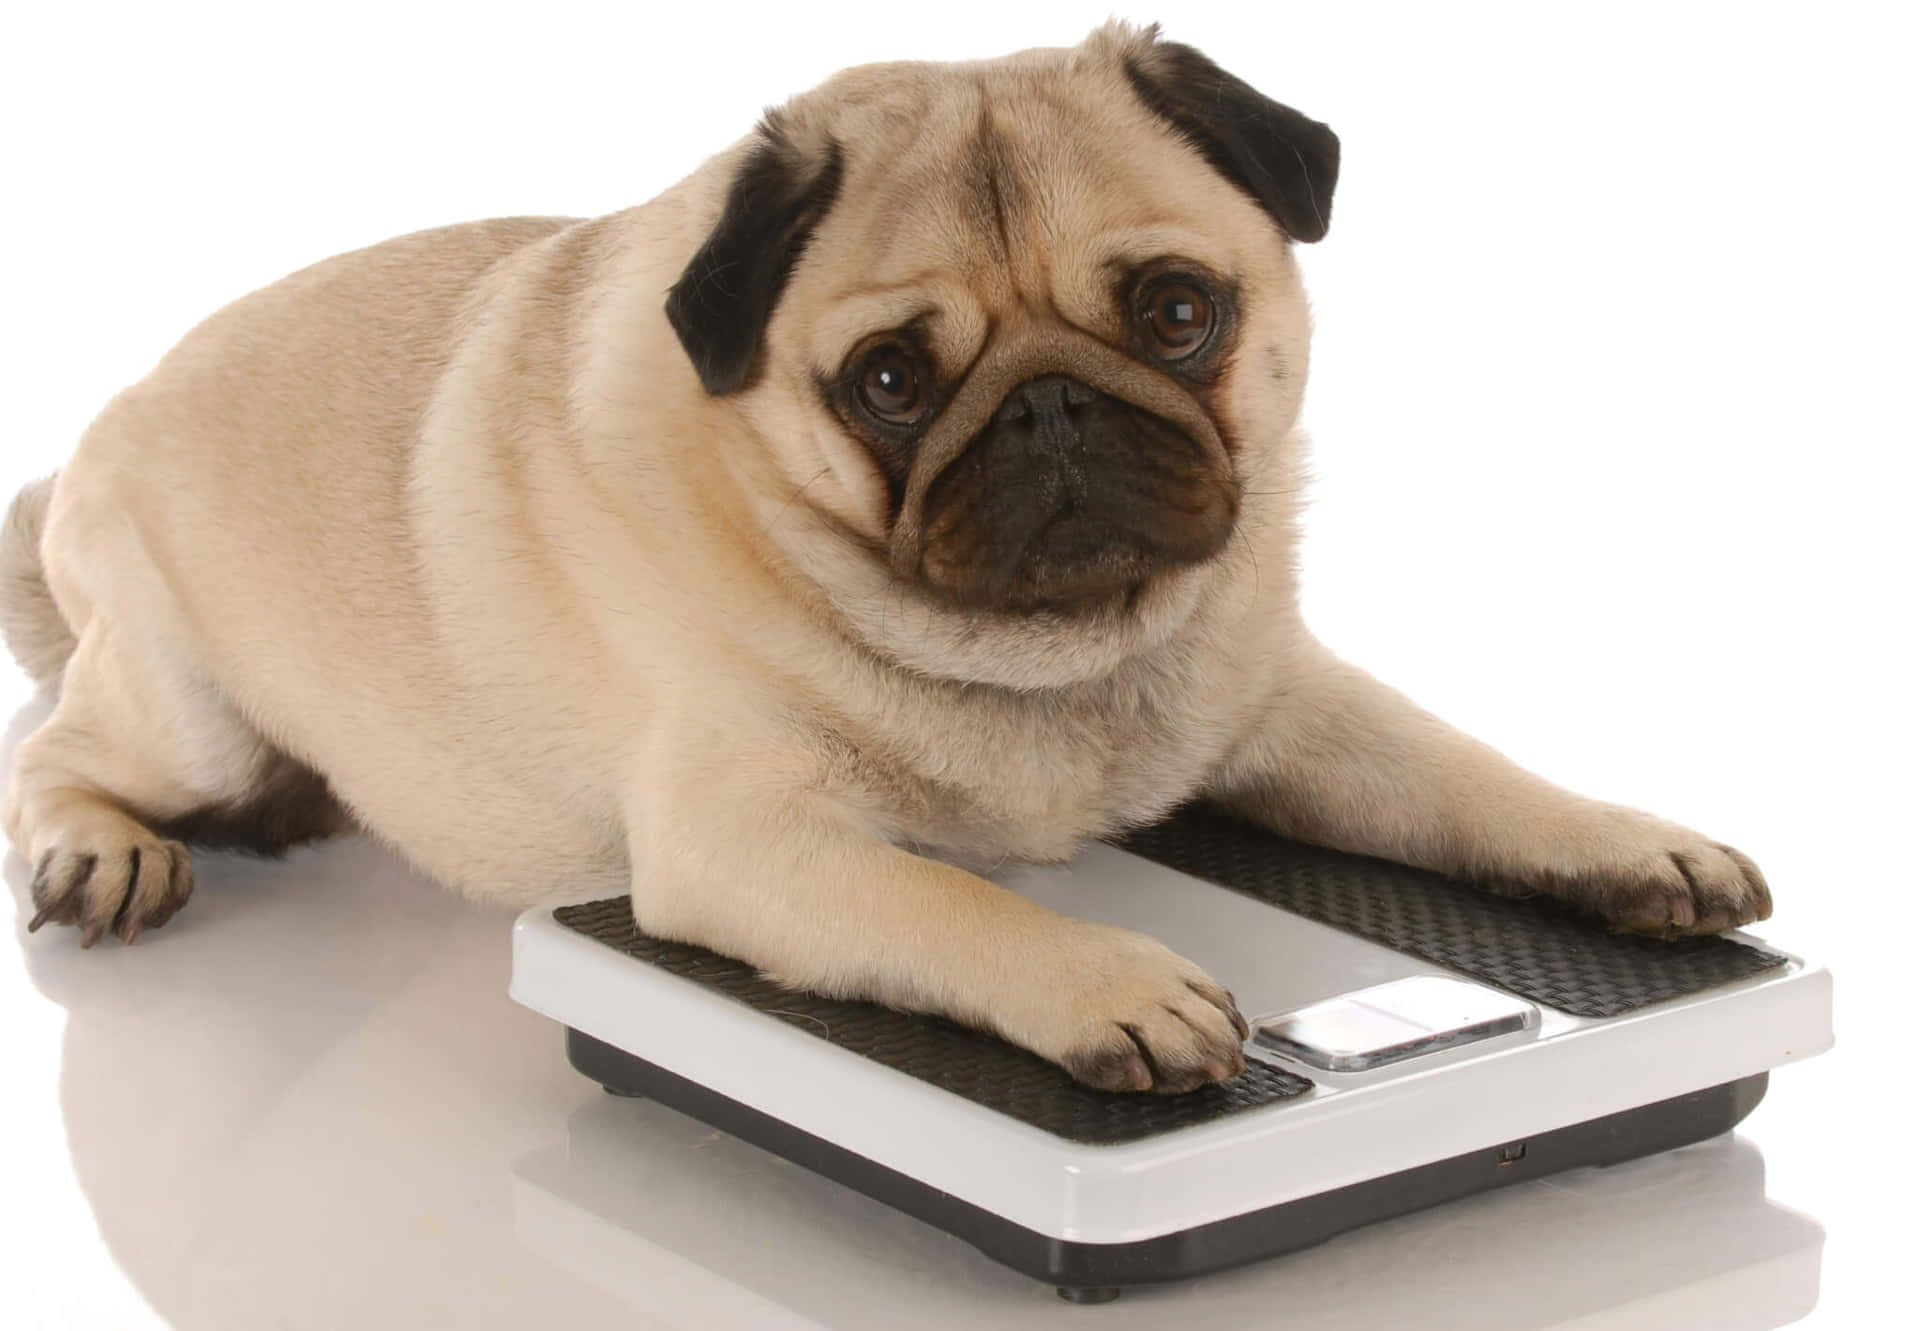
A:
<box><xmin>664</xmin><ymin>22</ymin><xmax>1339</xmax><ymax>398</ymax></box>
<box><xmin>805</xmin><ymin>91</ymin><xmax>1244</xmax><ymax>375</ymax></box>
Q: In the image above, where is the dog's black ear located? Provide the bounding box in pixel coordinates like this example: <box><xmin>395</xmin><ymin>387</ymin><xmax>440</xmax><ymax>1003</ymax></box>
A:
<box><xmin>666</xmin><ymin>122</ymin><xmax>844</xmax><ymax>395</ymax></box>
<box><xmin>1123</xmin><ymin>41</ymin><xmax>1339</xmax><ymax>243</ymax></box>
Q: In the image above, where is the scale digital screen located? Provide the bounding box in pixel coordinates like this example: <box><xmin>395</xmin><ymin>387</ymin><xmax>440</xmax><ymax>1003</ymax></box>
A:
<box><xmin>1253</xmin><ymin>976</ymin><xmax>1539</xmax><ymax>1072</ymax></box>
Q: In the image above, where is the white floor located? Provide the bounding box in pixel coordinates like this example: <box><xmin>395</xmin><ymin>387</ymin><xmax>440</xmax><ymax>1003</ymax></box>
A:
<box><xmin>0</xmin><ymin>677</ymin><xmax>1904</xmax><ymax>1330</ymax></box>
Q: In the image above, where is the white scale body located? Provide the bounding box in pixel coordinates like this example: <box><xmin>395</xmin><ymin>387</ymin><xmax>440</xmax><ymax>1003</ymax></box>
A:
<box><xmin>510</xmin><ymin>839</ymin><xmax>1832</xmax><ymax>1280</ymax></box>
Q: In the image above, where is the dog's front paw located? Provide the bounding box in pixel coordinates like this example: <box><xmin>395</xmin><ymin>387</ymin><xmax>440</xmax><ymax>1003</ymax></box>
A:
<box><xmin>25</xmin><ymin>804</ymin><xmax>194</xmax><ymax>947</ymax></box>
<box><xmin>1005</xmin><ymin>923</ymin><xmax>1250</xmax><ymax>1094</ymax></box>
<box><xmin>1484</xmin><ymin>805</ymin><xmax>1771</xmax><ymax>937</ymax></box>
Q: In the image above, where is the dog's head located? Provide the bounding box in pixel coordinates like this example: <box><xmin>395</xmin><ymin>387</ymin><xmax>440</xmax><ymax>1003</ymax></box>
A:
<box><xmin>666</xmin><ymin>22</ymin><xmax>1337</xmax><ymax>687</ymax></box>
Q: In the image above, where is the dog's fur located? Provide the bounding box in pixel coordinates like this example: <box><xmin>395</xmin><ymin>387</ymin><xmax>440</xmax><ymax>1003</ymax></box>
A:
<box><xmin>0</xmin><ymin>23</ymin><xmax>1768</xmax><ymax>1092</ymax></box>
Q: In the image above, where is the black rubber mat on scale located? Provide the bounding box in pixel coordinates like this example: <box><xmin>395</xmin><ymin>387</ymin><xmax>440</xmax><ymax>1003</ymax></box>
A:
<box><xmin>1113</xmin><ymin>802</ymin><xmax>1789</xmax><ymax>1019</ymax></box>
<box><xmin>553</xmin><ymin>896</ymin><xmax>1314</xmax><ymax>1145</ymax></box>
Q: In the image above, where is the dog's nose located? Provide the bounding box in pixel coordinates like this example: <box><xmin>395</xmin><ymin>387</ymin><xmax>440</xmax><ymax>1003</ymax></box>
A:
<box><xmin>994</xmin><ymin>374</ymin><xmax>1101</xmax><ymax>424</ymax></box>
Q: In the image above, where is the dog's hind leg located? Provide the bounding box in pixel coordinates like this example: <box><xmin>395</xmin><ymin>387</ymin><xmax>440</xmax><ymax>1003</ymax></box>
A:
<box><xmin>4</xmin><ymin>616</ymin><xmax>347</xmax><ymax>946</ymax></box>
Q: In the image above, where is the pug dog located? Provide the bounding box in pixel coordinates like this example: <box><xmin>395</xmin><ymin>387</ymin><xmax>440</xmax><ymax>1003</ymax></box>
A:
<box><xmin>1</xmin><ymin>21</ymin><xmax>1769</xmax><ymax>1094</ymax></box>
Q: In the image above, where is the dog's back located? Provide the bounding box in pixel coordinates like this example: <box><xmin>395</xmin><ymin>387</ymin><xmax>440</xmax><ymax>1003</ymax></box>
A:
<box><xmin>0</xmin><ymin>216</ymin><xmax>639</xmax><ymax>922</ymax></box>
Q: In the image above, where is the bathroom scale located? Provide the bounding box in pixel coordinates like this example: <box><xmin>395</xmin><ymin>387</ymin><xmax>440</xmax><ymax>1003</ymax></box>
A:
<box><xmin>509</xmin><ymin>802</ymin><xmax>1832</xmax><ymax>1303</ymax></box>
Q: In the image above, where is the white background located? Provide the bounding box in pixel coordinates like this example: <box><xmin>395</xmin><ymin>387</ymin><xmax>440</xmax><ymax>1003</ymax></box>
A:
<box><xmin>1</xmin><ymin>2</ymin><xmax>1914</xmax><ymax>1327</ymax></box>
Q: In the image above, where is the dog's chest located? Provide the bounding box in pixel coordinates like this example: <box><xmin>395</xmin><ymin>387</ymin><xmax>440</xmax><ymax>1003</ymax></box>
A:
<box><xmin>846</xmin><ymin>669</ymin><xmax>1232</xmax><ymax>864</ymax></box>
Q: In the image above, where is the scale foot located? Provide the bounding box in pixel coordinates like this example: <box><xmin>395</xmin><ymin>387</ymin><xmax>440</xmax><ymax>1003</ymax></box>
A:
<box><xmin>1057</xmin><ymin>1286</ymin><xmax>1120</xmax><ymax>1304</ymax></box>
<box><xmin>601</xmin><ymin>1084</ymin><xmax>648</xmax><ymax>1099</ymax></box>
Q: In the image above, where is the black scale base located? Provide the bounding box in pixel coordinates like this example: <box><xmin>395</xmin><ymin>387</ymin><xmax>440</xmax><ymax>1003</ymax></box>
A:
<box><xmin>572</xmin><ymin>1028</ymin><xmax>1767</xmax><ymax>1302</ymax></box>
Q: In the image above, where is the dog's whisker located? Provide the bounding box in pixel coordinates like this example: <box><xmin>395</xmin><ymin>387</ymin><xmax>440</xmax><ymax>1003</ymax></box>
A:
<box><xmin>763</xmin><ymin>1009</ymin><xmax>833</xmax><ymax>1038</ymax></box>
<box><xmin>1237</xmin><ymin>521</ymin><xmax>1262</xmax><ymax>605</ymax></box>
<box><xmin>770</xmin><ymin>465</ymin><xmax>833</xmax><ymax>535</ymax></box>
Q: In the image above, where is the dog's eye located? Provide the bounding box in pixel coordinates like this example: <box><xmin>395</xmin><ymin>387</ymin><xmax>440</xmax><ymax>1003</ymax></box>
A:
<box><xmin>855</xmin><ymin>346</ymin><xmax>927</xmax><ymax>425</ymax></box>
<box><xmin>1137</xmin><ymin>280</ymin><xmax>1215</xmax><ymax>361</ymax></box>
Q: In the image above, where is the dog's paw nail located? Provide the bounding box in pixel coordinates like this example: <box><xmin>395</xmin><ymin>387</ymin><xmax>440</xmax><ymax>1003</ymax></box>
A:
<box><xmin>1045</xmin><ymin>930</ymin><xmax>1247</xmax><ymax>1094</ymax></box>
<box><xmin>19</xmin><ymin>832</ymin><xmax>194</xmax><ymax>946</ymax></box>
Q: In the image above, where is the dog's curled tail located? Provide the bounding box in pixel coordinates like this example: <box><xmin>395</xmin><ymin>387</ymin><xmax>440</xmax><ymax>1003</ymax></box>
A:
<box><xmin>1</xmin><ymin>475</ymin><xmax>78</xmax><ymax>688</ymax></box>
